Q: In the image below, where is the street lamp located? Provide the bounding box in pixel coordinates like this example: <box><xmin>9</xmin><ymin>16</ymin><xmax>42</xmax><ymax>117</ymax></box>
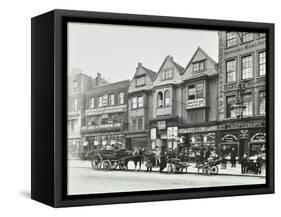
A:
<box><xmin>231</xmin><ymin>81</ymin><xmax>247</xmax><ymax>119</ymax></box>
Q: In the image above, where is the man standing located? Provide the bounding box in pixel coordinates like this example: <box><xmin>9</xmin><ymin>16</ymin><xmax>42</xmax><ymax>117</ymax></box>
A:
<box><xmin>256</xmin><ymin>153</ymin><xmax>263</xmax><ymax>174</ymax></box>
<box><xmin>241</xmin><ymin>153</ymin><xmax>249</xmax><ymax>174</ymax></box>
<box><xmin>230</xmin><ymin>148</ymin><xmax>236</xmax><ymax>168</ymax></box>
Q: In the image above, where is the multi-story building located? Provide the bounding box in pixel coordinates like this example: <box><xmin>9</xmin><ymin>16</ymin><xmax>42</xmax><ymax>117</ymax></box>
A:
<box><xmin>217</xmin><ymin>31</ymin><xmax>266</xmax><ymax>159</ymax></box>
<box><xmin>149</xmin><ymin>55</ymin><xmax>185</xmax><ymax>153</ymax></box>
<box><xmin>178</xmin><ymin>47</ymin><xmax>219</xmax><ymax>159</ymax></box>
<box><xmin>67</xmin><ymin>72</ymin><xmax>94</xmax><ymax>159</ymax></box>
<box><xmin>125</xmin><ymin>63</ymin><xmax>156</xmax><ymax>151</ymax></box>
<box><xmin>67</xmin><ymin>70</ymin><xmax>108</xmax><ymax>158</ymax></box>
<box><xmin>80</xmin><ymin>80</ymin><xmax>130</xmax><ymax>150</ymax></box>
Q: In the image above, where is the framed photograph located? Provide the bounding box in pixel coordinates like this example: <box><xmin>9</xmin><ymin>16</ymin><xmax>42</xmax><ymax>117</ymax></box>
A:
<box><xmin>31</xmin><ymin>9</ymin><xmax>274</xmax><ymax>207</ymax></box>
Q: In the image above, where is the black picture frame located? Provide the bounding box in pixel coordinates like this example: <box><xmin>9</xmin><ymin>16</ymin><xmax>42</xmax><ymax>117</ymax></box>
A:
<box><xmin>31</xmin><ymin>9</ymin><xmax>274</xmax><ymax>207</ymax></box>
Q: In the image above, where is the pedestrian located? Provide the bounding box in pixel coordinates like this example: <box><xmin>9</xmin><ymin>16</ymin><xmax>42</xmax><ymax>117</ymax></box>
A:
<box><xmin>199</xmin><ymin>147</ymin><xmax>204</xmax><ymax>163</ymax></box>
<box><xmin>230</xmin><ymin>148</ymin><xmax>236</xmax><ymax>168</ymax></box>
<box><xmin>241</xmin><ymin>153</ymin><xmax>249</xmax><ymax>174</ymax></box>
<box><xmin>159</xmin><ymin>152</ymin><xmax>167</xmax><ymax>173</ymax></box>
<box><xmin>204</xmin><ymin>147</ymin><xmax>211</xmax><ymax>162</ymax></box>
<box><xmin>256</xmin><ymin>153</ymin><xmax>263</xmax><ymax>174</ymax></box>
<box><xmin>145</xmin><ymin>153</ymin><xmax>153</xmax><ymax>172</ymax></box>
<box><xmin>220</xmin><ymin>146</ymin><xmax>227</xmax><ymax>169</ymax></box>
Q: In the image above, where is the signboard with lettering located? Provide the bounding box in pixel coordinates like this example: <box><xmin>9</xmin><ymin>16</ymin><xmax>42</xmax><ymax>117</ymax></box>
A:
<box><xmin>150</xmin><ymin>128</ymin><xmax>157</xmax><ymax>140</ymax></box>
<box><xmin>221</xmin><ymin>134</ymin><xmax>238</xmax><ymax>143</ymax></box>
<box><xmin>85</xmin><ymin>104</ymin><xmax>127</xmax><ymax>116</ymax></box>
<box><xmin>218</xmin><ymin>119</ymin><xmax>265</xmax><ymax>130</ymax></box>
<box><xmin>186</xmin><ymin>98</ymin><xmax>206</xmax><ymax>109</ymax></box>
<box><xmin>179</xmin><ymin>125</ymin><xmax>217</xmax><ymax>134</ymax></box>
<box><xmin>82</xmin><ymin>123</ymin><xmax>122</xmax><ymax>131</ymax></box>
<box><xmin>240</xmin><ymin>130</ymin><xmax>249</xmax><ymax>139</ymax></box>
<box><xmin>251</xmin><ymin>133</ymin><xmax>266</xmax><ymax>143</ymax></box>
<box><xmin>157</xmin><ymin>121</ymin><xmax>166</xmax><ymax>130</ymax></box>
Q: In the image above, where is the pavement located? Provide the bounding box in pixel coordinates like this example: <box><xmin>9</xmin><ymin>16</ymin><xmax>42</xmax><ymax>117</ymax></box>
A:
<box><xmin>68</xmin><ymin>159</ymin><xmax>266</xmax><ymax>177</ymax></box>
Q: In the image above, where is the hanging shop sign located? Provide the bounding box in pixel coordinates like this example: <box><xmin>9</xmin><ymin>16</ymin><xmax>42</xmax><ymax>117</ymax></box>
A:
<box><xmin>240</xmin><ymin>130</ymin><xmax>249</xmax><ymax>139</ymax></box>
<box><xmin>150</xmin><ymin>128</ymin><xmax>157</xmax><ymax>140</ymax></box>
<box><xmin>186</xmin><ymin>98</ymin><xmax>206</xmax><ymax>109</ymax></box>
<box><xmin>250</xmin><ymin>132</ymin><xmax>266</xmax><ymax>143</ymax></box>
<box><xmin>221</xmin><ymin>134</ymin><xmax>238</xmax><ymax>143</ymax></box>
<box><xmin>157</xmin><ymin>121</ymin><xmax>166</xmax><ymax>130</ymax></box>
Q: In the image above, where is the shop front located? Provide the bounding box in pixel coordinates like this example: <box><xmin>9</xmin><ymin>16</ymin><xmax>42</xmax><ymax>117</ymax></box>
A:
<box><xmin>124</xmin><ymin>131</ymin><xmax>149</xmax><ymax>151</ymax></box>
<box><xmin>149</xmin><ymin>117</ymin><xmax>180</xmax><ymax>154</ymax></box>
<box><xmin>178</xmin><ymin>124</ymin><xmax>218</xmax><ymax>161</ymax></box>
<box><xmin>217</xmin><ymin>117</ymin><xmax>266</xmax><ymax>160</ymax></box>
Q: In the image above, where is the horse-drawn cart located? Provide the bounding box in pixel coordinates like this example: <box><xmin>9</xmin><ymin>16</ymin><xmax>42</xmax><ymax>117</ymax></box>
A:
<box><xmin>167</xmin><ymin>158</ymin><xmax>191</xmax><ymax>174</ymax></box>
<box><xmin>86</xmin><ymin>148</ymin><xmax>139</xmax><ymax>171</ymax></box>
<box><xmin>197</xmin><ymin>157</ymin><xmax>221</xmax><ymax>175</ymax></box>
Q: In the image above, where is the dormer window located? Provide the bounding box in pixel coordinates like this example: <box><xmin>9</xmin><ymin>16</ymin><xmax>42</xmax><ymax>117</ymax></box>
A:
<box><xmin>161</xmin><ymin>68</ymin><xmax>174</xmax><ymax>80</ymax></box>
<box><xmin>135</xmin><ymin>76</ymin><xmax>146</xmax><ymax>87</ymax></box>
<box><xmin>192</xmin><ymin>60</ymin><xmax>205</xmax><ymax>73</ymax></box>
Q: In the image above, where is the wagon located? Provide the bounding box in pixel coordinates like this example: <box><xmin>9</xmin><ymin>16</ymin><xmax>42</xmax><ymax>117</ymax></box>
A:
<box><xmin>197</xmin><ymin>157</ymin><xmax>221</xmax><ymax>175</ymax></box>
<box><xmin>167</xmin><ymin>158</ymin><xmax>191</xmax><ymax>174</ymax></box>
<box><xmin>85</xmin><ymin>147</ymin><xmax>139</xmax><ymax>170</ymax></box>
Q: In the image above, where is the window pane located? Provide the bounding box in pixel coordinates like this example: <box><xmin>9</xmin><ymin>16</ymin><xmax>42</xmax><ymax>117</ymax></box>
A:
<box><xmin>242</xmin><ymin>55</ymin><xmax>253</xmax><ymax>79</ymax></box>
<box><xmin>196</xmin><ymin>83</ymin><xmax>204</xmax><ymax>99</ymax></box>
<box><xmin>242</xmin><ymin>33</ymin><xmax>254</xmax><ymax>42</ymax></box>
<box><xmin>119</xmin><ymin>92</ymin><xmax>124</xmax><ymax>104</ymax></box>
<box><xmin>259</xmin><ymin>91</ymin><xmax>266</xmax><ymax>115</ymax></box>
<box><xmin>226</xmin><ymin>96</ymin><xmax>236</xmax><ymax>118</ymax></box>
<box><xmin>137</xmin><ymin>117</ymin><xmax>143</xmax><ymax>130</ymax></box>
<box><xmin>102</xmin><ymin>95</ymin><xmax>108</xmax><ymax>106</ymax></box>
<box><xmin>193</xmin><ymin>63</ymin><xmax>199</xmax><ymax>72</ymax></box>
<box><xmin>226</xmin><ymin>32</ymin><xmax>237</xmax><ymax>47</ymax></box>
<box><xmin>132</xmin><ymin>119</ymin><xmax>137</xmax><ymax>131</ymax></box>
<box><xmin>132</xmin><ymin>97</ymin><xmax>137</xmax><ymax>109</ymax></box>
<box><xmin>109</xmin><ymin>94</ymin><xmax>115</xmax><ymax>106</ymax></box>
<box><xmin>164</xmin><ymin>90</ymin><xmax>170</xmax><ymax>106</ymax></box>
<box><xmin>259</xmin><ymin>51</ymin><xmax>266</xmax><ymax>76</ymax></box>
<box><xmin>157</xmin><ymin>92</ymin><xmax>163</xmax><ymax>107</ymax></box>
<box><xmin>226</xmin><ymin>59</ymin><xmax>236</xmax><ymax>83</ymax></box>
<box><xmin>188</xmin><ymin>85</ymin><xmax>196</xmax><ymax>100</ymax></box>
<box><xmin>138</xmin><ymin>96</ymin><xmax>144</xmax><ymax>107</ymax></box>
<box><xmin>243</xmin><ymin>94</ymin><xmax>253</xmax><ymax>116</ymax></box>
<box><xmin>90</xmin><ymin>97</ymin><xmax>95</xmax><ymax>108</ymax></box>
<box><xmin>136</xmin><ymin>76</ymin><xmax>145</xmax><ymax>86</ymax></box>
<box><xmin>98</xmin><ymin>96</ymin><xmax>103</xmax><ymax>107</ymax></box>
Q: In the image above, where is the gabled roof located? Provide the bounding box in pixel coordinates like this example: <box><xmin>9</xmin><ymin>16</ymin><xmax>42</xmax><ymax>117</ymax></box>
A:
<box><xmin>153</xmin><ymin>55</ymin><xmax>184</xmax><ymax>81</ymax></box>
<box><xmin>129</xmin><ymin>62</ymin><xmax>156</xmax><ymax>88</ymax></box>
<box><xmin>141</xmin><ymin>65</ymin><xmax>156</xmax><ymax>80</ymax></box>
<box><xmin>182</xmin><ymin>46</ymin><xmax>217</xmax><ymax>75</ymax></box>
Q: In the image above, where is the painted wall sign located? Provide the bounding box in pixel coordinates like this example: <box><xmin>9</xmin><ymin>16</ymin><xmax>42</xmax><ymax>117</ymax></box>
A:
<box><xmin>218</xmin><ymin>119</ymin><xmax>265</xmax><ymax>130</ymax></box>
<box><xmin>85</xmin><ymin>104</ymin><xmax>127</xmax><ymax>116</ymax></box>
<box><xmin>150</xmin><ymin>128</ymin><xmax>157</xmax><ymax>140</ymax></box>
<box><xmin>251</xmin><ymin>132</ymin><xmax>266</xmax><ymax>143</ymax></box>
<box><xmin>186</xmin><ymin>98</ymin><xmax>206</xmax><ymax>109</ymax></box>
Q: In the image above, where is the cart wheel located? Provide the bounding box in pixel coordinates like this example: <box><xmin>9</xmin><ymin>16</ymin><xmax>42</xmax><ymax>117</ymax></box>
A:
<box><xmin>167</xmin><ymin>164</ymin><xmax>173</xmax><ymax>174</ymax></box>
<box><xmin>102</xmin><ymin>160</ymin><xmax>111</xmax><ymax>170</ymax></box>
<box><xmin>110</xmin><ymin>162</ymin><xmax>118</xmax><ymax>170</ymax></box>
<box><xmin>91</xmin><ymin>155</ymin><xmax>102</xmax><ymax>169</ymax></box>
<box><xmin>210</xmin><ymin>165</ymin><xmax>219</xmax><ymax>174</ymax></box>
<box><xmin>119</xmin><ymin>162</ymin><xmax>127</xmax><ymax>170</ymax></box>
<box><xmin>202</xmin><ymin>166</ymin><xmax>210</xmax><ymax>175</ymax></box>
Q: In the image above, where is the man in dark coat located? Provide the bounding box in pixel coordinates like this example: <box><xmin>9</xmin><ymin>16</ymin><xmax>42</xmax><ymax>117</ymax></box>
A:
<box><xmin>256</xmin><ymin>153</ymin><xmax>263</xmax><ymax>174</ymax></box>
<box><xmin>204</xmin><ymin>147</ymin><xmax>211</xmax><ymax>162</ymax></box>
<box><xmin>159</xmin><ymin>152</ymin><xmax>167</xmax><ymax>173</ymax></box>
<box><xmin>230</xmin><ymin>148</ymin><xmax>236</xmax><ymax>168</ymax></box>
<box><xmin>241</xmin><ymin>153</ymin><xmax>249</xmax><ymax>174</ymax></box>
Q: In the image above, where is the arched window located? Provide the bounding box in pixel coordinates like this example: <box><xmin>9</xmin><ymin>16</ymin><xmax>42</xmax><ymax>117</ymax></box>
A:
<box><xmin>164</xmin><ymin>90</ymin><xmax>170</xmax><ymax>106</ymax></box>
<box><xmin>157</xmin><ymin>92</ymin><xmax>163</xmax><ymax>107</ymax></box>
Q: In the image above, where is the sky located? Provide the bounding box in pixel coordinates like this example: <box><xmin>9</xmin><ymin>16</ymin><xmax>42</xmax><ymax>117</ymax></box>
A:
<box><xmin>68</xmin><ymin>22</ymin><xmax>218</xmax><ymax>83</ymax></box>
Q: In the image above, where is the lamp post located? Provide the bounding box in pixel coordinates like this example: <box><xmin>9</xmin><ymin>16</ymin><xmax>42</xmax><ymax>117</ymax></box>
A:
<box><xmin>231</xmin><ymin>81</ymin><xmax>247</xmax><ymax>119</ymax></box>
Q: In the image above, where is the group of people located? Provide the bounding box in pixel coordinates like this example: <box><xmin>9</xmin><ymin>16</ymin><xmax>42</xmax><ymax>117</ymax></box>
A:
<box><xmin>132</xmin><ymin>145</ymin><xmax>264</xmax><ymax>175</ymax></box>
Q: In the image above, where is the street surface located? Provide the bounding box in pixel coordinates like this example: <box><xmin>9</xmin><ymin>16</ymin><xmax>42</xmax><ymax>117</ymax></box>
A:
<box><xmin>67</xmin><ymin>161</ymin><xmax>266</xmax><ymax>195</ymax></box>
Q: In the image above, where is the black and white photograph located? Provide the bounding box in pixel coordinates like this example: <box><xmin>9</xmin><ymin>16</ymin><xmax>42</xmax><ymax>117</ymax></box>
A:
<box><xmin>67</xmin><ymin>22</ymin><xmax>267</xmax><ymax>195</ymax></box>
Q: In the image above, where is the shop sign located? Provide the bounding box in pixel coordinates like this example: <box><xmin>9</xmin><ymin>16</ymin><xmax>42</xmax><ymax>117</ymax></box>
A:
<box><xmin>150</xmin><ymin>128</ymin><xmax>157</xmax><ymax>140</ymax></box>
<box><xmin>83</xmin><ymin>123</ymin><xmax>122</xmax><ymax>130</ymax></box>
<box><xmin>85</xmin><ymin>104</ymin><xmax>127</xmax><ymax>116</ymax></box>
<box><xmin>240</xmin><ymin>130</ymin><xmax>249</xmax><ymax>139</ymax></box>
<box><xmin>179</xmin><ymin>125</ymin><xmax>217</xmax><ymax>134</ymax></box>
<box><xmin>223</xmin><ymin>39</ymin><xmax>265</xmax><ymax>56</ymax></box>
<box><xmin>218</xmin><ymin>119</ymin><xmax>265</xmax><ymax>130</ymax></box>
<box><xmin>221</xmin><ymin>134</ymin><xmax>238</xmax><ymax>143</ymax></box>
<box><xmin>251</xmin><ymin>132</ymin><xmax>266</xmax><ymax>143</ymax></box>
<box><xmin>186</xmin><ymin>98</ymin><xmax>206</xmax><ymax>109</ymax></box>
<box><xmin>157</xmin><ymin>121</ymin><xmax>166</xmax><ymax>130</ymax></box>
<box><xmin>167</xmin><ymin>127</ymin><xmax>178</xmax><ymax>139</ymax></box>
